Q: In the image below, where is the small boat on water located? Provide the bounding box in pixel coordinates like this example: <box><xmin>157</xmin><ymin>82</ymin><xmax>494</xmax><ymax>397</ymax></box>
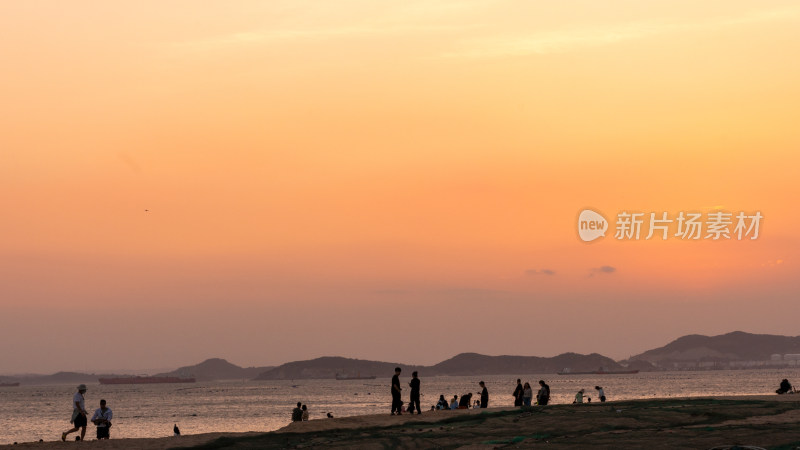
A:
<box><xmin>558</xmin><ymin>367</ymin><xmax>639</xmax><ymax>375</ymax></box>
<box><xmin>98</xmin><ymin>376</ymin><xmax>196</xmax><ymax>385</ymax></box>
<box><xmin>335</xmin><ymin>373</ymin><xmax>376</xmax><ymax>380</ymax></box>
<box><xmin>0</xmin><ymin>382</ymin><xmax>20</xmax><ymax>387</ymax></box>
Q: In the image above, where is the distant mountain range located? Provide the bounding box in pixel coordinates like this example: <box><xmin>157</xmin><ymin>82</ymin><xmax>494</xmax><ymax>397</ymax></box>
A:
<box><xmin>0</xmin><ymin>359</ymin><xmax>274</xmax><ymax>385</ymax></box>
<box><xmin>430</xmin><ymin>352</ymin><xmax>621</xmax><ymax>376</ymax></box>
<box><xmin>155</xmin><ymin>358</ymin><xmax>274</xmax><ymax>381</ymax></box>
<box><xmin>627</xmin><ymin>331</ymin><xmax>800</xmax><ymax>366</ymax></box>
<box><xmin>3</xmin><ymin>331</ymin><xmax>798</xmax><ymax>384</ymax></box>
<box><xmin>259</xmin><ymin>332</ymin><xmax>800</xmax><ymax>379</ymax></box>
<box><xmin>254</xmin><ymin>352</ymin><xmax>624</xmax><ymax>380</ymax></box>
<box><xmin>0</xmin><ymin>372</ymin><xmax>127</xmax><ymax>386</ymax></box>
<box><xmin>254</xmin><ymin>356</ymin><xmax>425</xmax><ymax>380</ymax></box>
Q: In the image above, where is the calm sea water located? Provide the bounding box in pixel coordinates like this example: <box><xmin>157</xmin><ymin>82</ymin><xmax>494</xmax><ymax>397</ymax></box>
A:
<box><xmin>1</xmin><ymin>368</ymin><xmax>798</xmax><ymax>445</ymax></box>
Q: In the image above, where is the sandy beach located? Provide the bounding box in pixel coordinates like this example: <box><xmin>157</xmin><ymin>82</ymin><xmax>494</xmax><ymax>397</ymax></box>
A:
<box><xmin>4</xmin><ymin>395</ymin><xmax>800</xmax><ymax>449</ymax></box>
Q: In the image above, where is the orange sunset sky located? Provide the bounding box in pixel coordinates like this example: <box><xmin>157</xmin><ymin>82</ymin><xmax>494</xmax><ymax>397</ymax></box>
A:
<box><xmin>1</xmin><ymin>1</ymin><xmax>798</xmax><ymax>373</ymax></box>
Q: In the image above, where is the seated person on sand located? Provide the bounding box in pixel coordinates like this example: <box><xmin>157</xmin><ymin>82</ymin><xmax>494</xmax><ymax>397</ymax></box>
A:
<box><xmin>291</xmin><ymin>402</ymin><xmax>303</xmax><ymax>422</ymax></box>
<box><xmin>573</xmin><ymin>389</ymin><xmax>585</xmax><ymax>404</ymax></box>
<box><xmin>450</xmin><ymin>395</ymin><xmax>458</xmax><ymax>410</ymax></box>
<box><xmin>776</xmin><ymin>379</ymin><xmax>794</xmax><ymax>394</ymax></box>
<box><xmin>458</xmin><ymin>393</ymin><xmax>472</xmax><ymax>409</ymax></box>
<box><xmin>90</xmin><ymin>399</ymin><xmax>112</xmax><ymax>440</ymax></box>
<box><xmin>436</xmin><ymin>395</ymin><xmax>449</xmax><ymax>410</ymax></box>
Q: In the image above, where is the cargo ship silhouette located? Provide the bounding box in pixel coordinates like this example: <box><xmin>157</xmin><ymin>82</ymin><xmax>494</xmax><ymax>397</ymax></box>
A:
<box><xmin>98</xmin><ymin>376</ymin><xmax>196</xmax><ymax>385</ymax></box>
<box><xmin>557</xmin><ymin>367</ymin><xmax>639</xmax><ymax>375</ymax></box>
<box><xmin>335</xmin><ymin>373</ymin><xmax>376</xmax><ymax>380</ymax></box>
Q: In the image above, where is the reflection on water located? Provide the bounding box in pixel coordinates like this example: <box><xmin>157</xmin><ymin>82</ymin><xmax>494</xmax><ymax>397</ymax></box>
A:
<box><xmin>1</xmin><ymin>368</ymin><xmax>798</xmax><ymax>444</ymax></box>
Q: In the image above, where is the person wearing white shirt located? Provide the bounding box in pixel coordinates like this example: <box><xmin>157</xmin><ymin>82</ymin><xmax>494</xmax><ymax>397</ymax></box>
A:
<box><xmin>91</xmin><ymin>399</ymin><xmax>113</xmax><ymax>439</ymax></box>
<box><xmin>574</xmin><ymin>389</ymin><xmax>585</xmax><ymax>404</ymax></box>
<box><xmin>595</xmin><ymin>386</ymin><xmax>606</xmax><ymax>402</ymax></box>
<box><xmin>62</xmin><ymin>384</ymin><xmax>88</xmax><ymax>441</ymax></box>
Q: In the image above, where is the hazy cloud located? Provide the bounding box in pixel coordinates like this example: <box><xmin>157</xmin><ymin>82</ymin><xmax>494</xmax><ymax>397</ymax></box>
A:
<box><xmin>174</xmin><ymin>24</ymin><xmax>471</xmax><ymax>49</ymax></box>
<box><xmin>435</xmin><ymin>287</ymin><xmax>510</xmax><ymax>296</ymax></box>
<box><xmin>590</xmin><ymin>266</ymin><xmax>617</xmax><ymax>276</ymax></box>
<box><xmin>371</xmin><ymin>288</ymin><xmax>410</xmax><ymax>295</ymax></box>
<box><xmin>525</xmin><ymin>269</ymin><xmax>556</xmax><ymax>276</ymax></box>
<box><xmin>170</xmin><ymin>1</ymin><xmax>490</xmax><ymax>50</ymax></box>
<box><xmin>444</xmin><ymin>7</ymin><xmax>800</xmax><ymax>58</ymax></box>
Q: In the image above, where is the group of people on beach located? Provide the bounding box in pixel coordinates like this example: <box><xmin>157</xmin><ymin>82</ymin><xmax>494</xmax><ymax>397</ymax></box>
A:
<box><xmin>60</xmin><ymin>384</ymin><xmax>113</xmax><ymax>442</ymax></box>
<box><xmin>511</xmin><ymin>379</ymin><xmax>553</xmax><ymax>406</ymax></box>
<box><xmin>386</xmin><ymin>368</ymin><xmax>609</xmax><ymax>415</ymax></box>
<box><xmin>386</xmin><ymin>367</ymin><xmax>489</xmax><ymax>415</ymax></box>
<box><xmin>572</xmin><ymin>386</ymin><xmax>607</xmax><ymax>403</ymax></box>
<box><xmin>290</xmin><ymin>402</ymin><xmax>335</xmax><ymax>421</ymax></box>
<box><xmin>55</xmin><ymin>373</ymin><xmax>799</xmax><ymax>441</ymax></box>
<box><xmin>60</xmin><ymin>375</ymin><xmax>608</xmax><ymax>440</ymax></box>
<box><xmin>60</xmin><ymin>384</ymin><xmax>181</xmax><ymax>441</ymax></box>
<box><xmin>390</xmin><ymin>368</ymin><xmax>493</xmax><ymax>414</ymax></box>
<box><xmin>291</xmin><ymin>402</ymin><xmax>310</xmax><ymax>422</ymax></box>
<box><xmin>428</xmin><ymin>380</ymin><xmax>490</xmax><ymax>411</ymax></box>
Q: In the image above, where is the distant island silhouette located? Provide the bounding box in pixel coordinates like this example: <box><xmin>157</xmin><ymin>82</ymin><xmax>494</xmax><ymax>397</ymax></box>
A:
<box><xmin>2</xmin><ymin>331</ymin><xmax>798</xmax><ymax>384</ymax></box>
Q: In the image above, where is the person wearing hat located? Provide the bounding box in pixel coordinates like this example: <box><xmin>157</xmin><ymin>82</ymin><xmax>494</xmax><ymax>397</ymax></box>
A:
<box><xmin>62</xmin><ymin>384</ymin><xmax>88</xmax><ymax>441</ymax></box>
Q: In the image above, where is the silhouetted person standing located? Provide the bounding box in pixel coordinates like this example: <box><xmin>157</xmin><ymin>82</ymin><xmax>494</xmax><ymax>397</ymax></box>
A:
<box><xmin>479</xmin><ymin>381</ymin><xmax>488</xmax><ymax>408</ymax></box>
<box><xmin>408</xmin><ymin>371</ymin><xmax>421</xmax><ymax>414</ymax></box>
<box><xmin>173</xmin><ymin>424</ymin><xmax>181</xmax><ymax>436</ymax></box>
<box><xmin>512</xmin><ymin>379</ymin><xmax>523</xmax><ymax>406</ymax></box>
<box><xmin>391</xmin><ymin>367</ymin><xmax>403</xmax><ymax>415</ymax></box>
<box><xmin>537</xmin><ymin>380</ymin><xmax>550</xmax><ymax>405</ymax></box>
<box><xmin>62</xmin><ymin>384</ymin><xmax>88</xmax><ymax>442</ymax></box>
<box><xmin>595</xmin><ymin>386</ymin><xmax>606</xmax><ymax>402</ymax></box>
<box><xmin>523</xmin><ymin>382</ymin><xmax>533</xmax><ymax>406</ymax></box>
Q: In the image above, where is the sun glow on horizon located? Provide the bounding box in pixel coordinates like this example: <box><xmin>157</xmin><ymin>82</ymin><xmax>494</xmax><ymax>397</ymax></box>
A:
<box><xmin>0</xmin><ymin>0</ymin><xmax>798</xmax><ymax>372</ymax></box>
